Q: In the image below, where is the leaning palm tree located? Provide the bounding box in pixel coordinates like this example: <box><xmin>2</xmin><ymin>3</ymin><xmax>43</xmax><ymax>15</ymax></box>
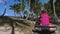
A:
<box><xmin>53</xmin><ymin>0</ymin><xmax>59</xmax><ymax>22</ymax></box>
<box><xmin>48</xmin><ymin>0</ymin><xmax>60</xmax><ymax>23</ymax></box>
<box><xmin>24</xmin><ymin>0</ymin><xmax>31</xmax><ymax>19</ymax></box>
<box><xmin>10</xmin><ymin>3</ymin><xmax>24</xmax><ymax>16</ymax></box>
<box><xmin>10</xmin><ymin>3</ymin><xmax>24</xmax><ymax>34</ymax></box>
<box><xmin>1</xmin><ymin>0</ymin><xmax>7</xmax><ymax>16</ymax></box>
<box><xmin>10</xmin><ymin>3</ymin><xmax>19</xmax><ymax>34</ymax></box>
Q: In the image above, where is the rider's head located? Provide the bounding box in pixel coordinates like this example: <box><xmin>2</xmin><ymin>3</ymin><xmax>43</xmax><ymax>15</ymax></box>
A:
<box><xmin>41</xmin><ymin>9</ymin><xmax>46</xmax><ymax>13</ymax></box>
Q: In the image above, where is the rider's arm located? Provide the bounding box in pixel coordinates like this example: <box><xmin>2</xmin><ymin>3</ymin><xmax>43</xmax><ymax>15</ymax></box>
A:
<box><xmin>38</xmin><ymin>14</ymin><xmax>41</xmax><ymax>19</ymax></box>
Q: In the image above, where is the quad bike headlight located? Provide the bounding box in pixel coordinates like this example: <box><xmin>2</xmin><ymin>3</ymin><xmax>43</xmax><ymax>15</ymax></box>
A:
<box><xmin>50</xmin><ymin>28</ymin><xmax>57</xmax><ymax>31</ymax></box>
<box><xmin>35</xmin><ymin>27</ymin><xmax>38</xmax><ymax>29</ymax></box>
<box><xmin>35</xmin><ymin>27</ymin><xmax>41</xmax><ymax>31</ymax></box>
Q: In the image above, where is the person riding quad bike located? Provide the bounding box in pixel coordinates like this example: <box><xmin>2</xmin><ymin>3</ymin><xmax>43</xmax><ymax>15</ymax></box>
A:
<box><xmin>39</xmin><ymin>9</ymin><xmax>51</xmax><ymax>26</ymax></box>
<box><xmin>33</xmin><ymin>9</ymin><xmax>57</xmax><ymax>34</ymax></box>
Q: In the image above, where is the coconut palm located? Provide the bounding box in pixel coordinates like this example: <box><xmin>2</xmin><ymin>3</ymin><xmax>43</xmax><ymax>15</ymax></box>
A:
<box><xmin>10</xmin><ymin>3</ymin><xmax>25</xmax><ymax>34</ymax></box>
<box><xmin>10</xmin><ymin>3</ymin><xmax>25</xmax><ymax>16</ymax></box>
<box><xmin>47</xmin><ymin>0</ymin><xmax>60</xmax><ymax>23</ymax></box>
<box><xmin>10</xmin><ymin>3</ymin><xmax>20</xmax><ymax>34</ymax></box>
<box><xmin>50</xmin><ymin>0</ymin><xmax>59</xmax><ymax>22</ymax></box>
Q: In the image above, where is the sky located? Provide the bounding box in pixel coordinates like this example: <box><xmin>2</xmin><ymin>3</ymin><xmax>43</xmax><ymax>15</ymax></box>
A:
<box><xmin>0</xmin><ymin>0</ymin><xmax>49</xmax><ymax>16</ymax></box>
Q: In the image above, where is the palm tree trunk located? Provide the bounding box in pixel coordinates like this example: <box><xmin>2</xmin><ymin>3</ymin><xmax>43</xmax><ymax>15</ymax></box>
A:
<box><xmin>11</xmin><ymin>22</ymin><xmax>15</xmax><ymax>34</ymax></box>
<box><xmin>1</xmin><ymin>8</ymin><xmax>6</xmax><ymax>16</ymax></box>
<box><xmin>21</xmin><ymin>0</ymin><xmax>23</xmax><ymax>18</ymax></box>
<box><xmin>26</xmin><ymin>0</ymin><xmax>30</xmax><ymax>19</ymax></box>
<box><xmin>1</xmin><ymin>0</ymin><xmax>7</xmax><ymax>16</ymax></box>
<box><xmin>53</xmin><ymin>0</ymin><xmax>59</xmax><ymax>21</ymax></box>
<box><xmin>11</xmin><ymin>1</ymin><xmax>16</xmax><ymax>34</ymax></box>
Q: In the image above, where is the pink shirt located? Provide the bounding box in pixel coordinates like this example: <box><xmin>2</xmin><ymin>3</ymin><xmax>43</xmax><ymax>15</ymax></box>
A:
<box><xmin>39</xmin><ymin>13</ymin><xmax>50</xmax><ymax>26</ymax></box>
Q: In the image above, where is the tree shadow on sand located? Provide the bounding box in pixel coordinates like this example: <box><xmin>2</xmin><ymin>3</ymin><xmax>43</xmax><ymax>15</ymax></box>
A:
<box><xmin>0</xmin><ymin>16</ymin><xmax>31</xmax><ymax>34</ymax></box>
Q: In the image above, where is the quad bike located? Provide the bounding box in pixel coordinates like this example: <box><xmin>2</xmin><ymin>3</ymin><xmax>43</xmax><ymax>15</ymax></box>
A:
<box><xmin>33</xmin><ymin>19</ymin><xmax>57</xmax><ymax>34</ymax></box>
<box><xmin>33</xmin><ymin>24</ymin><xmax>57</xmax><ymax>34</ymax></box>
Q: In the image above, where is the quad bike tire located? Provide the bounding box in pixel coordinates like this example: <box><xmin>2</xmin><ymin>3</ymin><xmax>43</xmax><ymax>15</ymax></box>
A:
<box><xmin>51</xmin><ymin>31</ymin><xmax>56</xmax><ymax>34</ymax></box>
